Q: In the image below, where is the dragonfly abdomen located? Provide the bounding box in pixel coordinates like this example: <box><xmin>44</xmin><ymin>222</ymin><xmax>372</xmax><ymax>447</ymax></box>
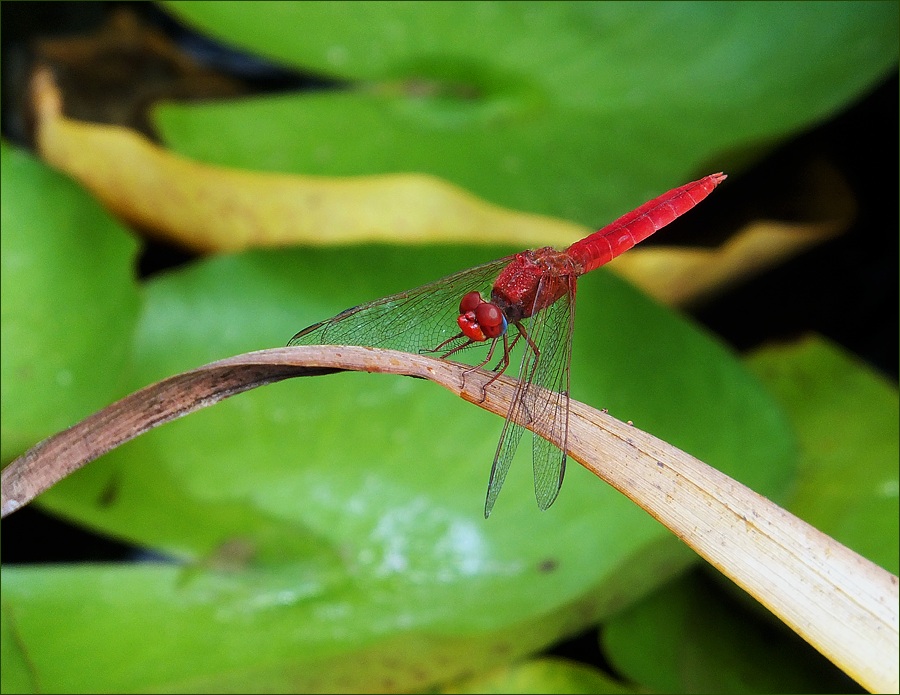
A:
<box><xmin>567</xmin><ymin>173</ymin><xmax>727</xmax><ymax>274</ymax></box>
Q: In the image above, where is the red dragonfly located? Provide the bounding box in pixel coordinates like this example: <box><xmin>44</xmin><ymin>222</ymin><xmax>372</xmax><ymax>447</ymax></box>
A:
<box><xmin>290</xmin><ymin>173</ymin><xmax>726</xmax><ymax>516</ymax></box>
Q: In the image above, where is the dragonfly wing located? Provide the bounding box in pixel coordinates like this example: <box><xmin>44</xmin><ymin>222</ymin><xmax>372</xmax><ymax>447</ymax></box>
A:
<box><xmin>526</xmin><ymin>274</ymin><xmax>574</xmax><ymax>510</ymax></box>
<box><xmin>483</xmin><ymin>274</ymin><xmax>574</xmax><ymax>516</ymax></box>
<box><xmin>483</xmin><ymin>338</ymin><xmax>532</xmax><ymax>518</ymax></box>
<box><xmin>288</xmin><ymin>257</ymin><xmax>514</xmax><ymax>360</ymax></box>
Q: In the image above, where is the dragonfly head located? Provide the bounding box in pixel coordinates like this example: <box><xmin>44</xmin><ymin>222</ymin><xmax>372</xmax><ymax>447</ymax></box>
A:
<box><xmin>457</xmin><ymin>291</ymin><xmax>507</xmax><ymax>342</ymax></box>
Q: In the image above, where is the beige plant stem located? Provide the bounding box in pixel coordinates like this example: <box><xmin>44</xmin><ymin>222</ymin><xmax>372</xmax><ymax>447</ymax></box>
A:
<box><xmin>2</xmin><ymin>346</ymin><xmax>897</xmax><ymax>692</ymax></box>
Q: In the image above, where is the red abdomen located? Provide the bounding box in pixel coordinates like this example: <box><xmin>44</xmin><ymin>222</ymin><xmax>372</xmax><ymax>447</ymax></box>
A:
<box><xmin>567</xmin><ymin>173</ymin><xmax>726</xmax><ymax>274</ymax></box>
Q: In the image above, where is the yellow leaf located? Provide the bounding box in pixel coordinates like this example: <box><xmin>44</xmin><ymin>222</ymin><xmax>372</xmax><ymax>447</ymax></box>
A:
<box><xmin>32</xmin><ymin>67</ymin><xmax>853</xmax><ymax>307</ymax></box>
<box><xmin>32</xmin><ymin>67</ymin><xmax>587</xmax><ymax>253</ymax></box>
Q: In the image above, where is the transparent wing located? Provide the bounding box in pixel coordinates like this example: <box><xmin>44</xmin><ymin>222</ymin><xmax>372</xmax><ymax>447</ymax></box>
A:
<box><xmin>482</xmin><ymin>345</ymin><xmax>530</xmax><ymax>517</ymax></box>
<box><xmin>291</xmin><ymin>253</ymin><xmax>573</xmax><ymax>517</ymax></box>
<box><xmin>483</xmin><ymin>274</ymin><xmax>574</xmax><ymax>517</ymax></box>
<box><xmin>288</xmin><ymin>256</ymin><xmax>514</xmax><ymax>363</ymax></box>
<box><xmin>526</xmin><ymin>276</ymin><xmax>573</xmax><ymax>510</ymax></box>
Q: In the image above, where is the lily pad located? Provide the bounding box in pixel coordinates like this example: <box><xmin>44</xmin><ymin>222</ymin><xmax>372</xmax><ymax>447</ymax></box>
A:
<box><xmin>156</xmin><ymin>1</ymin><xmax>898</xmax><ymax>227</ymax></box>
<box><xmin>602</xmin><ymin>570</ymin><xmax>861</xmax><ymax>694</ymax></box>
<box><xmin>441</xmin><ymin>657</ymin><xmax>633</xmax><ymax>694</ymax></box>
<box><xmin>0</xmin><ymin>141</ymin><xmax>141</xmax><ymax>462</ymax></box>
<box><xmin>5</xmin><ymin>243</ymin><xmax>794</xmax><ymax>692</ymax></box>
<box><xmin>745</xmin><ymin>335</ymin><xmax>899</xmax><ymax>574</ymax></box>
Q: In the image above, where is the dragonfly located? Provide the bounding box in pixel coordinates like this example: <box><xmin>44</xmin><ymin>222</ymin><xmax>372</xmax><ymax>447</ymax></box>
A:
<box><xmin>289</xmin><ymin>173</ymin><xmax>726</xmax><ymax>517</ymax></box>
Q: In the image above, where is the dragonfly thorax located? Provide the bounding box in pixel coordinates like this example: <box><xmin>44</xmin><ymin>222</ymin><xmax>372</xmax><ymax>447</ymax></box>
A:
<box><xmin>490</xmin><ymin>248</ymin><xmax>576</xmax><ymax>323</ymax></box>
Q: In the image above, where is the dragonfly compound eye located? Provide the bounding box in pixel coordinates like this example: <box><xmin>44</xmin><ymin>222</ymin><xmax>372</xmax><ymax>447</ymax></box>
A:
<box><xmin>459</xmin><ymin>291</ymin><xmax>483</xmax><ymax>314</ymax></box>
<box><xmin>475</xmin><ymin>303</ymin><xmax>507</xmax><ymax>338</ymax></box>
<box><xmin>457</xmin><ymin>311</ymin><xmax>486</xmax><ymax>342</ymax></box>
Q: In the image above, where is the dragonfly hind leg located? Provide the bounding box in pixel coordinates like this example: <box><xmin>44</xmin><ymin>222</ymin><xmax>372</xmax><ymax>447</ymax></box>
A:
<box><xmin>459</xmin><ymin>335</ymin><xmax>507</xmax><ymax>402</ymax></box>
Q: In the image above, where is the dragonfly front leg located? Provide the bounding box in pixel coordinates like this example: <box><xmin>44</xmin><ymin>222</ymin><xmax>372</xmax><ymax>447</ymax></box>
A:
<box><xmin>426</xmin><ymin>332</ymin><xmax>472</xmax><ymax>357</ymax></box>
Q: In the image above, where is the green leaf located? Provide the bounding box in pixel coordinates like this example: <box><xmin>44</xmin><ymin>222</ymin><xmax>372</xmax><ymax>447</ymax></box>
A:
<box><xmin>1</xmin><ymin>562</ymin><xmax>551</xmax><ymax>694</ymax></box>
<box><xmin>0</xmin><ymin>141</ymin><xmax>141</xmax><ymax>462</ymax></box>
<box><xmin>156</xmin><ymin>1</ymin><xmax>898</xmax><ymax>225</ymax></box>
<box><xmin>0</xmin><ymin>600</ymin><xmax>37</xmax><ymax>695</ymax></box>
<box><xmin>602</xmin><ymin>570</ymin><xmax>860</xmax><ymax>694</ymax></box>
<box><xmin>441</xmin><ymin>657</ymin><xmax>633</xmax><ymax>694</ymax></box>
<box><xmin>7</xmin><ymin>244</ymin><xmax>793</xmax><ymax>692</ymax></box>
<box><xmin>745</xmin><ymin>335</ymin><xmax>899</xmax><ymax>574</ymax></box>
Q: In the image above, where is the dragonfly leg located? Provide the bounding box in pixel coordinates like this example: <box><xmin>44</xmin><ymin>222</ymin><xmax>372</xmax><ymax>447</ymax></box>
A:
<box><xmin>512</xmin><ymin>321</ymin><xmax>542</xmax><ymax>423</ymax></box>
<box><xmin>426</xmin><ymin>331</ymin><xmax>502</xmax><ymax>396</ymax></box>
<box><xmin>425</xmin><ymin>332</ymin><xmax>471</xmax><ymax>356</ymax></box>
<box><xmin>456</xmin><ymin>335</ymin><xmax>504</xmax><ymax>400</ymax></box>
<box><xmin>515</xmin><ymin>320</ymin><xmax>540</xmax><ymax>359</ymax></box>
<box><xmin>469</xmin><ymin>332</ymin><xmax>519</xmax><ymax>402</ymax></box>
<box><xmin>429</xmin><ymin>328</ymin><xmax>519</xmax><ymax>402</ymax></box>
<box><xmin>491</xmin><ymin>331</ymin><xmax>521</xmax><ymax>372</ymax></box>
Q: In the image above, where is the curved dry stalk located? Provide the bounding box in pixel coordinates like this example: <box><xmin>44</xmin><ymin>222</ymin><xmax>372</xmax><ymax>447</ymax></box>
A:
<box><xmin>1</xmin><ymin>345</ymin><xmax>897</xmax><ymax>692</ymax></box>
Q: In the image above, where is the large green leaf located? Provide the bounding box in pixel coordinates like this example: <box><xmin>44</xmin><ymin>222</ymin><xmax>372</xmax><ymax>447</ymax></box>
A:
<box><xmin>4</xmin><ymin>243</ymin><xmax>794</xmax><ymax>692</ymax></box>
<box><xmin>0</xmin><ymin>141</ymin><xmax>141</xmax><ymax>462</ymax></box>
<box><xmin>745</xmin><ymin>335</ymin><xmax>899</xmax><ymax>574</ymax></box>
<box><xmin>156</xmin><ymin>1</ymin><xmax>898</xmax><ymax>226</ymax></box>
<box><xmin>602</xmin><ymin>570</ymin><xmax>860</xmax><ymax>694</ymax></box>
<box><xmin>441</xmin><ymin>657</ymin><xmax>634</xmax><ymax>694</ymax></box>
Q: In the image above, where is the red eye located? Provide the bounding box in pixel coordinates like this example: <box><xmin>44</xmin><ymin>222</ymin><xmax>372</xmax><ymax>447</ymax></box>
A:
<box><xmin>459</xmin><ymin>291</ymin><xmax>483</xmax><ymax>314</ymax></box>
<box><xmin>475</xmin><ymin>303</ymin><xmax>507</xmax><ymax>338</ymax></box>
<box><xmin>457</xmin><ymin>312</ymin><xmax>486</xmax><ymax>341</ymax></box>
